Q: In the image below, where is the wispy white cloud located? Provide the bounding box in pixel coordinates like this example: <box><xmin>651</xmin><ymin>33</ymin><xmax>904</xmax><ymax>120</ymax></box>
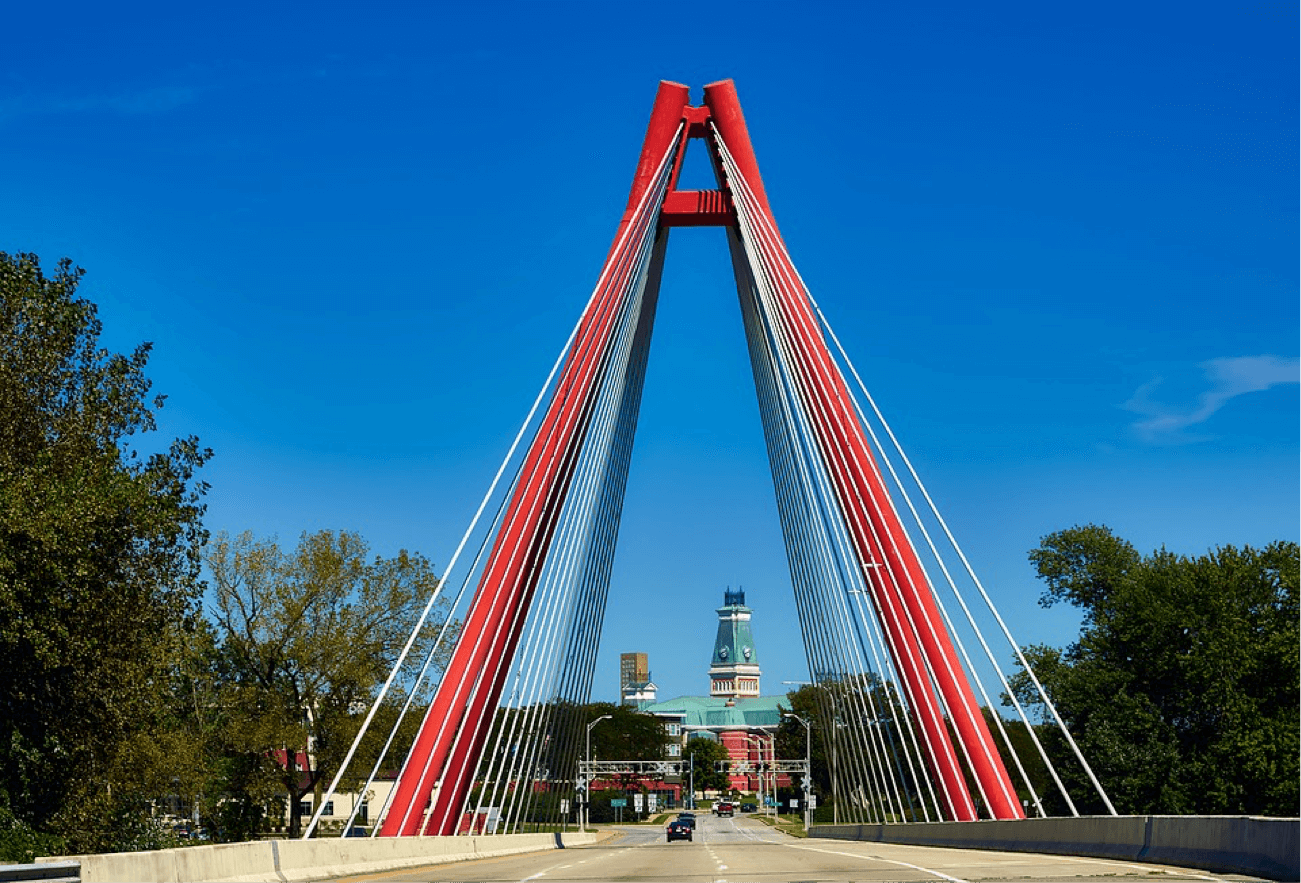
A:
<box><xmin>1124</xmin><ymin>355</ymin><xmax>1300</xmax><ymax>443</ymax></box>
<box><xmin>0</xmin><ymin>85</ymin><xmax>196</xmax><ymax>125</ymax></box>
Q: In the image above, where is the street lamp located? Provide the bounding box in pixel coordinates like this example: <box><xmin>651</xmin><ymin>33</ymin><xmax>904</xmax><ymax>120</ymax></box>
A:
<box><xmin>581</xmin><ymin>715</ymin><xmax>612</xmax><ymax>832</ymax></box>
<box><xmin>783</xmin><ymin>713</ymin><xmax>811</xmax><ymax>832</ymax></box>
<box><xmin>688</xmin><ymin>751</ymin><xmax>695</xmax><ymax>810</ymax></box>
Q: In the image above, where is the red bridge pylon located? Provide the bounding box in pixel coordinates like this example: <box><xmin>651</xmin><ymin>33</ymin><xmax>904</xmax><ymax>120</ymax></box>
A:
<box><xmin>379</xmin><ymin>80</ymin><xmax>1023</xmax><ymax>836</ymax></box>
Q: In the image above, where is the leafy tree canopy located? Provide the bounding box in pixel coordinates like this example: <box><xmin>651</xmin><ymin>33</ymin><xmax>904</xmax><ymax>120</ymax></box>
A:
<box><xmin>206</xmin><ymin>529</ymin><xmax>451</xmax><ymax>837</ymax></box>
<box><xmin>0</xmin><ymin>253</ymin><xmax>210</xmax><ymax>854</ymax></box>
<box><xmin>1009</xmin><ymin>524</ymin><xmax>1298</xmax><ymax>816</ymax></box>
<box><xmin>684</xmin><ymin>736</ymin><xmax>730</xmax><ymax>794</ymax></box>
<box><xmin>585</xmin><ymin>702</ymin><xmax>669</xmax><ymax>763</ymax></box>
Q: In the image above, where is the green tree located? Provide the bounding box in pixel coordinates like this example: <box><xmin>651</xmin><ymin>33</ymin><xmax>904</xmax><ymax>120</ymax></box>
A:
<box><xmin>585</xmin><ymin>702</ymin><xmax>670</xmax><ymax>762</ymax></box>
<box><xmin>1009</xmin><ymin>524</ymin><xmax>1299</xmax><ymax>816</ymax></box>
<box><xmin>0</xmin><ymin>253</ymin><xmax>210</xmax><ymax>856</ymax></box>
<box><xmin>206</xmin><ymin>529</ymin><xmax>453</xmax><ymax>837</ymax></box>
<box><xmin>684</xmin><ymin>736</ymin><xmax>730</xmax><ymax>795</ymax></box>
<box><xmin>775</xmin><ymin>685</ymin><xmax>828</xmax><ymax>797</ymax></box>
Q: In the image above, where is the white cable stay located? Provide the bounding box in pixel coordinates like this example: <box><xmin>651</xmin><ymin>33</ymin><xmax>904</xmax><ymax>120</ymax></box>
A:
<box><xmin>714</xmin><ymin>123</ymin><xmax>1115</xmax><ymax>820</ymax></box>
<box><xmin>419</xmin><ymin>143</ymin><xmax>677</xmax><ymax>838</ymax></box>
<box><xmin>472</xmin><ymin>220</ymin><xmax>662</xmax><ymax>832</ymax></box>
<box><xmin>720</xmin><ymin>137</ymin><xmax>980</xmax><ymax>820</ymax></box>
<box><xmin>306</xmin><ymin>126</ymin><xmax>683</xmax><ymax>839</ymax></box>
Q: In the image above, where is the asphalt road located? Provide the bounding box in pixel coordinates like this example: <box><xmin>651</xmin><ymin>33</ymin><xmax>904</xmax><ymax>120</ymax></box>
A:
<box><xmin>330</xmin><ymin>812</ymin><xmax>1268</xmax><ymax>883</ymax></box>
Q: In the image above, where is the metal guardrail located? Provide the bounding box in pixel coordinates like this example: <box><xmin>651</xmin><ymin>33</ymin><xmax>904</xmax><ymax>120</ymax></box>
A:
<box><xmin>0</xmin><ymin>861</ymin><xmax>79</xmax><ymax>883</ymax></box>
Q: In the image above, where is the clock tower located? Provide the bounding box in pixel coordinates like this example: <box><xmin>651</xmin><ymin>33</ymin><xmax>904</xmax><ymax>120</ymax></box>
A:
<box><xmin>709</xmin><ymin>588</ymin><xmax>761</xmax><ymax>699</ymax></box>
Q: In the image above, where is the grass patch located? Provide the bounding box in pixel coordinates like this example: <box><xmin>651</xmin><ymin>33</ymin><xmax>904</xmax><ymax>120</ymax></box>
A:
<box><xmin>754</xmin><ymin>813</ymin><xmax>809</xmax><ymax>838</ymax></box>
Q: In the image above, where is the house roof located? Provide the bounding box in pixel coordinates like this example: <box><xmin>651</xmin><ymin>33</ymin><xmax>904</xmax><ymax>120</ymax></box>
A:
<box><xmin>642</xmin><ymin>694</ymin><xmax>788</xmax><ymax>730</ymax></box>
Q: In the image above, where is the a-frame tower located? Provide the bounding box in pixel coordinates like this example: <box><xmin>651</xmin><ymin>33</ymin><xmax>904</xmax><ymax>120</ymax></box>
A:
<box><xmin>378</xmin><ymin>80</ymin><xmax>1024</xmax><ymax>837</ymax></box>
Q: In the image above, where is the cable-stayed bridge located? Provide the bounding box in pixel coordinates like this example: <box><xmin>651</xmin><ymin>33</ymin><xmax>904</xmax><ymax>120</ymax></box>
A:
<box><xmin>306</xmin><ymin>79</ymin><xmax>1115</xmax><ymax>843</ymax></box>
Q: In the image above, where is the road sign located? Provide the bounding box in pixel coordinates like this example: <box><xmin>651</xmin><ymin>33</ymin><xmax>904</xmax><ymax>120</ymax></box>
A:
<box><xmin>809</xmin><ymin>794</ymin><xmax>817</xmax><ymax>809</ymax></box>
<box><xmin>789</xmin><ymin>799</ymin><xmax>800</xmax><ymax>809</ymax></box>
<box><xmin>560</xmin><ymin>799</ymin><xmax>570</xmax><ymax>814</ymax></box>
<box><xmin>633</xmin><ymin>793</ymin><xmax>644</xmax><ymax>812</ymax></box>
<box><xmin>647</xmin><ymin>793</ymin><xmax>658</xmax><ymax>812</ymax></box>
<box><xmin>610</xmin><ymin>798</ymin><xmax>627</xmax><ymax>808</ymax></box>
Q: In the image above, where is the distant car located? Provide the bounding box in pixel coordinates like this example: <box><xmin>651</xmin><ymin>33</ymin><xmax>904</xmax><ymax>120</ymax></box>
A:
<box><xmin>344</xmin><ymin>826</ymin><xmax>368</xmax><ymax>837</ymax></box>
<box><xmin>715</xmin><ymin>802</ymin><xmax>734</xmax><ymax>817</ymax></box>
<box><xmin>676</xmin><ymin>812</ymin><xmax>696</xmax><ymax>829</ymax></box>
<box><xmin>666</xmin><ymin>820</ymin><xmax>693</xmax><ymax>842</ymax></box>
<box><xmin>739</xmin><ymin>802</ymin><xmax>757</xmax><ymax>813</ymax></box>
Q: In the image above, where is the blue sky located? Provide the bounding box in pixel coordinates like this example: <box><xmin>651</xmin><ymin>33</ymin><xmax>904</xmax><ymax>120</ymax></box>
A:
<box><xmin>3</xmin><ymin>2</ymin><xmax>1296</xmax><ymax>705</ymax></box>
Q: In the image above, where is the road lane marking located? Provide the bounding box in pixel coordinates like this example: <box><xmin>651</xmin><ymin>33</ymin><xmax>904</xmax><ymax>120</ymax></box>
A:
<box><xmin>787</xmin><ymin>842</ymin><xmax>973</xmax><ymax>883</ymax></box>
<box><xmin>1055</xmin><ymin>853</ymin><xmax>1226</xmax><ymax>881</ymax></box>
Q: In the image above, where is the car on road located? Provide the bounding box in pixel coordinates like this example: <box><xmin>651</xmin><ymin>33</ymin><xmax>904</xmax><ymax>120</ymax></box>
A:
<box><xmin>666</xmin><ymin>820</ymin><xmax>692</xmax><ymax>842</ymax></box>
<box><xmin>739</xmin><ymin>802</ymin><xmax>757</xmax><ymax>813</ymax></box>
<box><xmin>675</xmin><ymin>811</ymin><xmax>696</xmax><ymax>829</ymax></box>
<box><xmin>715</xmin><ymin>801</ymin><xmax>734</xmax><ymax>817</ymax></box>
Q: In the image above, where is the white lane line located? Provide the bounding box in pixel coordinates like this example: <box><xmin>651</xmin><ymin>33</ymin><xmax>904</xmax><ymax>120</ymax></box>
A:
<box><xmin>787</xmin><ymin>843</ymin><xmax>973</xmax><ymax>883</ymax></box>
<box><xmin>512</xmin><ymin>842</ymin><xmax>624</xmax><ymax>883</ymax></box>
<box><xmin>1057</xmin><ymin>853</ymin><xmax>1226</xmax><ymax>881</ymax></box>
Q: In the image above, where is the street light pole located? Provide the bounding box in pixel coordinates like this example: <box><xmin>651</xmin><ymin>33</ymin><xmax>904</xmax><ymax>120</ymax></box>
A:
<box><xmin>829</xmin><ymin>692</ymin><xmax>841</xmax><ymax>826</ymax></box>
<box><xmin>783</xmin><ymin>713</ymin><xmax>812</xmax><ymax>831</ymax></box>
<box><xmin>582</xmin><ymin>714</ymin><xmax>612</xmax><ymax>832</ymax></box>
<box><xmin>759</xmin><ymin>733</ymin><xmax>770</xmax><ymax>821</ymax></box>
<box><xmin>688</xmin><ymin>751</ymin><xmax>694</xmax><ymax>810</ymax></box>
<box><xmin>746</xmin><ymin>734</ymin><xmax>767</xmax><ymax>814</ymax></box>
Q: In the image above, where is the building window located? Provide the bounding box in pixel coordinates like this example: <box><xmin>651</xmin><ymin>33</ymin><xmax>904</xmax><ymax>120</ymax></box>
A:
<box><xmin>299</xmin><ymin>800</ymin><xmax>335</xmax><ymax>817</ymax></box>
<box><xmin>667</xmin><ymin>723</ymin><xmax>680</xmax><ymax>737</ymax></box>
<box><xmin>667</xmin><ymin>743</ymin><xmax>680</xmax><ymax>757</ymax></box>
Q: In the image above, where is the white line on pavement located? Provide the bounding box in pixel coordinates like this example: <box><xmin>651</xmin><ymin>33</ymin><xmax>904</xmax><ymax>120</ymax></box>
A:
<box><xmin>786</xmin><ymin>842</ymin><xmax>973</xmax><ymax>883</ymax></box>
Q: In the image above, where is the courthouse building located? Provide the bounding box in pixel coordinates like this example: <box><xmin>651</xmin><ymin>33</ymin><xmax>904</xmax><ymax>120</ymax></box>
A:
<box><xmin>639</xmin><ymin>589</ymin><xmax>790</xmax><ymax>793</ymax></box>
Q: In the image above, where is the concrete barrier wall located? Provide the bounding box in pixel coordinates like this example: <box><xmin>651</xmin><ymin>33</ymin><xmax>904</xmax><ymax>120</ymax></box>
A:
<box><xmin>40</xmin><ymin>831</ymin><xmax>599</xmax><ymax>883</ymax></box>
<box><xmin>1143</xmin><ymin>816</ymin><xmax>1300</xmax><ymax>882</ymax></box>
<box><xmin>813</xmin><ymin>815</ymin><xmax>1300</xmax><ymax>881</ymax></box>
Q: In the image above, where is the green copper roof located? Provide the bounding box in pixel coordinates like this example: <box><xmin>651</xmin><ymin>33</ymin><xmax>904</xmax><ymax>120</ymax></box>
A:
<box><xmin>712</xmin><ymin>588</ymin><xmax>759</xmax><ymax>666</ymax></box>
<box><xmin>642</xmin><ymin>694</ymin><xmax>788</xmax><ymax>729</ymax></box>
